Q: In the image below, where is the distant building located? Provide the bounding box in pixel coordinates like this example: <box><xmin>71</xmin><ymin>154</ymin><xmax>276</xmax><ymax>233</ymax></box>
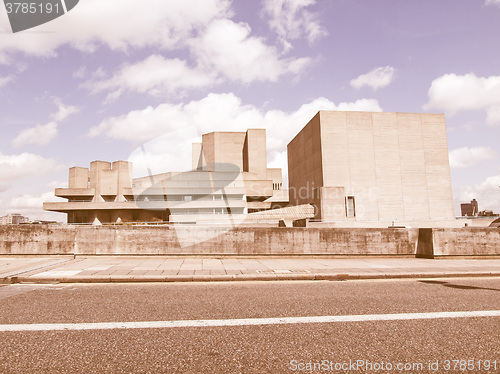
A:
<box><xmin>461</xmin><ymin>199</ymin><xmax>479</xmax><ymax>217</ymax></box>
<box><xmin>44</xmin><ymin>129</ymin><xmax>289</xmax><ymax>224</ymax></box>
<box><xmin>287</xmin><ymin>111</ymin><xmax>455</xmax><ymax>222</ymax></box>
<box><xmin>478</xmin><ymin>210</ymin><xmax>498</xmax><ymax>217</ymax></box>
<box><xmin>0</xmin><ymin>213</ymin><xmax>29</xmax><ymax>225</ymax></box>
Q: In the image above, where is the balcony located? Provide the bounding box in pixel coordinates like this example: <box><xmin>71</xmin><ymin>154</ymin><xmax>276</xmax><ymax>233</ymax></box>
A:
<box><xmin>55</xmin><ymin>188</ymin><xmax>95</xmax><ymax>198</ymax></box>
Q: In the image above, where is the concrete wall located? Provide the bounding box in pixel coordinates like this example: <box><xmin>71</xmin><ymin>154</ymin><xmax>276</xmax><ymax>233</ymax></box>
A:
<box><xmin>416</xmin><ymin>228</ymin><xmax>500</xmax><ymax>257</ymax></box>
<box><xmin>266</xmin><ymin>168</ymin><xmax>283</xmax><ymax>188</ymax></box>
<box><xmin>324</xmin><ymin>111</ymin><xmax>454</xmax><ymax>221</ymax></box>
<box><xmin>69</xmin><ymin>167</ymin><xmax>89</xmax><ymax>189</ymax></box>
<box><xmin>202</xmin><ymin>132</ymin><xmax>247</xmax><ymax>171</ymax></box>
<box><xmin>313</xmin><ymin>187</ymin><xmax>347</xmax><ymax>220</ymax></box>
<box><xmin>244</xmin><ymin>129</ymin><xmax>267</xmax><ymax>178</ymax></box>
<box><xmin>1</xmin><ymin>225</ymin><xmax>496</xmax><ymax>257</ymax></box>
<box><xmin>0</xmin><ymin>225</ymin><xmax>418</xmax><ymax>256</ymax></box>
<box><xmin>287</xmin><ymin>112</ymin><xmax>323</xmax><ymax>210</ymax></box>
<box><xmin>288</xmin><ymin>111</ymin><xmax>455</xmax><ymax>222</ymax></box>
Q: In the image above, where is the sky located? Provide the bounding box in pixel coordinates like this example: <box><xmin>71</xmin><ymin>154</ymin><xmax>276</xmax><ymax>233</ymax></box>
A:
<box><xmin>1</xmin><ymin>0</ymin><xmax>500</xmax><ymax>222</ymax></box>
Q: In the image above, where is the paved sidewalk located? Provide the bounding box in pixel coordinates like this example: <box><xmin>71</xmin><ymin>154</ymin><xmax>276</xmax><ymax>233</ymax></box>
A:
<box><xmin>1</xmin><ymin>256</ymin><xmax>499</xmax><ymax>283</ymax></box>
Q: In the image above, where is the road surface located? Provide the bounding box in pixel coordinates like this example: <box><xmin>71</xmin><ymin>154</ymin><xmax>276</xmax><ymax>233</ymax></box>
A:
<box><xmin>0</xmin><ymin>277</ymin><xmax>498</xmax><ymax>373</ymax></box>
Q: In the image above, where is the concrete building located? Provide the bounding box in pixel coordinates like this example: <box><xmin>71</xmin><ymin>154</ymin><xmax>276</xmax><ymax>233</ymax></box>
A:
<box><xmin>45</xmin><ymin>111</ymin><xmax>457</xmax><ymax>226</ymax></box>
<box><xmin>44</xmin><ymin>129</ymin><xmax>288</xmax><ymax>224</ymax></box>
<box><xmin>287</xmin><ymin>111</ymin><xmax>455</xmax><ymax>223</ymax></box>
<box><xmin>0</xmin><ymin>213</ymin><xmax>29</xmax><ymax>225</ymax></box>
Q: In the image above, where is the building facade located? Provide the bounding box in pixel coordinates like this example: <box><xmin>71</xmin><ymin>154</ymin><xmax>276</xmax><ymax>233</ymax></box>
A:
<box><xmin>44</xmin><ymin>129</ymin><xmax>288</xmax><ymax>224</ymax></box>
<box><xmin>0</xmin><ymin>213</ymin><xmax>29</xmax><ymax>225</ymax></box>
<box><xmin>287</xmin><ymin>111</ymin><xmax>455</xmax><ymax>222</ymax></box>
<box><xmin>45</xmin><ymin>111</ymin><xmax>457</xmax><ymax>225</ymax></box>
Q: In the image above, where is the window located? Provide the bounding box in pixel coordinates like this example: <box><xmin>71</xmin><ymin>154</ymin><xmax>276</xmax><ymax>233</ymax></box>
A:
<box><xmin>346</xmin><ymin>196</ymin><xmax>356</xmax><ymax>217</ymax></box>
<box><xmin>183</xmin><ymin>195</ymin><xmax>193</xmax><ymax>202</ymax></box>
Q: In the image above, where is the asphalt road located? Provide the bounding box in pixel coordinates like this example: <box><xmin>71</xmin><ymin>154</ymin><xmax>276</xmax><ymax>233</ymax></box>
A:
<box><xmin>0</xmin><ymin>278</ymin><xmax>499</xmax><ymax>373</ymax></box>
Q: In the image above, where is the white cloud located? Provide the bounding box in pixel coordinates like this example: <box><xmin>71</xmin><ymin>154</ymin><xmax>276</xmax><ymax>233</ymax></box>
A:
<box><xmin>485</xmin><ymin>0</ymin><xmax>500</xmax><ymax>7</ymax></box>
<box><xmin>0</xmin><ymin>75</ymin><xmax>13</xmax><ymax>87</ymax></box>
<box><xmin>9</xmin><ymin>192</ymin><xmax>60</xmax><ymax>210</ymax></box>
<box><xmin>88</xmin><ymin>20</ymin><xmax>313</xmax><ymax>99</ymax></box>
<box><xmin>90</xmin><ymin>92</ymin><xmax>382</xmax><ymax>175</ymax></box>
<box><xmin>0</xmin><ymin>1</ymin><xmax>314</xmax><ymax>91</ymax></box>
<box><xmin>86</xmin><ymin>55</ymin><xmax>216</xmax><ymax>101</ymax></box>
<box><xmin>350</xmin><ymin>66</ymin><xmax>396</xmax><ymax>90</ymax></box>
<box><xmin>12</xmin><ymin>122</ymin><xmax>58</xmax><ymax>147</ymax></box>
<box><xmin>4</xmin><ymin>191</ymin><xmax>65</xmax><ymax>221</ymax></box>
<box><xmin>455</xmin><ymin>174</ymin><xmax>500</xmax><ymax>215</ymax></box>
<box><xmin>46</xmin><ymin>180</ymin><xmax>68</xmax><ymax>189</ymax></box>
<box><xmin>190</xmin><ymin>19</ymin><xmax>311</xmax><ymax>83</ymax></box>
<box><xmin>12</xmin><ymin>99</ymin><xmax>79</xmax><ymax>147</ymax></box>
<box><xmin>128</xmin><ymin>126</ymin><xmax>202</xmax><ymax>176</ymax></box>
<box><xmin>51</xmin><ymin>99</ymin><xmax>81</xmax><ymax>122</ymax></box>
<box><xmin>92</xmin><ymin>67</ymin><xmax>107</xmax><ymax>80</ymax></box>
<box><xmin>0</xmin><ymin>152</ymin><xmax>62</xmax><ymax>184</ymax></box>
<box><xmin>449</xmin><ymin>147</ymin><xmax>497</xmax><ymax>169</ymax></box>
<box><xmin>9</xmin><ymin>191</ymin><xmax>56</xmax><ymax>211</ymax></box>
<box><xmin>262</xmin><ymin>0</ymin><xmax>327</xmax><ymax>51</ymax></box>
<box><xmin>0</xmin><ymin>0</ymin><xmax>232</xmax><ymax>63</ymax></box>
<box><xmin>425</xmin><ymin>73</ymin><xmax>500</xmax><ymax>125</ymax></box>
<box><xmin>73</xmin><ymin>66</ymin><xmax>86</xmax><ymax>79</ymax></box>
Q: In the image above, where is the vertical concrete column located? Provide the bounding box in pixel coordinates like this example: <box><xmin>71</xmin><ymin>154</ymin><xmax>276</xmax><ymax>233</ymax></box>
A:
<box><xmin>112</xmin><ymin>161</ymin><xmax>132</xmax><ymax>202</ymax></box>
<box><xmin>90</xmin><ymin>161</ymin><xmax>112</xmax><ymax>202</ymax></box>
<box><xmin>244</xmin><ymin>129</ymin><xmax>267</xmax><ymax>178</ymax></box>
<box><xmin>68</xmin><ymin>167</ymin><xmax>89</xmax><ymax>188</ymax></box>
<box><xmin>201</xmin><ymin>132</ymin><xmax>216</xmax><ymax>171</ymax></box>
<box><xmin>416</xmin><ymin>228</ymin><xmax>434</xmax><ymax>258</ymax></box>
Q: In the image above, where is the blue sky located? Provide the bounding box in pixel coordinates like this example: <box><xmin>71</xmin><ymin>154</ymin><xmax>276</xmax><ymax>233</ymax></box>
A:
<box><xmin>1</xmin><ymin>0</ymin><xmax>499</xmax><ymax>221</ymax></box>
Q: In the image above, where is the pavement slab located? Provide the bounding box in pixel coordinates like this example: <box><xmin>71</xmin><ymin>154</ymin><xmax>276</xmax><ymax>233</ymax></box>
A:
<box><xmin>1</xmin><ymin>256</ymin><xmax>499</xmax><ymax>284</ymax></box>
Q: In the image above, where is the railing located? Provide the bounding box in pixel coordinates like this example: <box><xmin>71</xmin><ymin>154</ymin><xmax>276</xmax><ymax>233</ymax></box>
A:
<box><xmin>308</xmin><ymin>217</ymin><xmax>461</xmax><ymax>223</ymax></box>
<box><xmin>67</xmin><ymin>221</ymin><xmax>173</xmax><ymax>226</ymax></box>
<box><xmin>65</xmin><ymin>219</ymin><xmax>282</xmax><ymax>226</ymax></box>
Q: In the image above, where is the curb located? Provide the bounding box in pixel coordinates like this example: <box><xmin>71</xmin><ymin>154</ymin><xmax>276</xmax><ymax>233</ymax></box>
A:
<box><xmin>2</xmin><ymin>272</ymin><xmax>499</xmax><ymax>284</ymax></box>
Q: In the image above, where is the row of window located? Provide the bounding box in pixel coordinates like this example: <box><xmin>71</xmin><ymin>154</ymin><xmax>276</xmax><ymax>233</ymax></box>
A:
<box><xmin>139</xmin><ymin>194</ymin><xmax>244</xmax><ymax>202</ymax></box>
<box><xmin>170</xmin><ymin>208</ymin><xmax>245</xmax><ymax>215</ymax></box>
<box><xmin>68</xmin><ymin>194</ymin><xmax>244</xmax><ymax>202</ymax></box>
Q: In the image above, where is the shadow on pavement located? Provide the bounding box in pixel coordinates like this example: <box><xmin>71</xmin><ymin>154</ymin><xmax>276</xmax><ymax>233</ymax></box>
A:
<box><xmin>418</xmin><ymin>280</ymin><xmax>500</xmax><ymax>292</ymax></box>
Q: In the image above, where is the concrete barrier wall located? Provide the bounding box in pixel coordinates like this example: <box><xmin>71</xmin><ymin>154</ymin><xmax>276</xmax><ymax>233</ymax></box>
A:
<box><xmin>1</xmin><ymin>225</ymin><xmax>498</xmax><ymax>256</ymax></box>
<box><xmin>0</xmin><ymin>225</ymin><xmax>418</xmax><ymax>256</ymax></box>
<box><xmin>432</xmin><ymin>228</ymin><xmax>500</xmax><ymax>257</ymax></box>
<box><xmin>416</xmin><ymin>228</ymin><xmax>500</xmax><ymax>258</ymax></box>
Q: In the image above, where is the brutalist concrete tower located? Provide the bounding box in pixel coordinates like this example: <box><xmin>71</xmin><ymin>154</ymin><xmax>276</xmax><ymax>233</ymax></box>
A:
<box><xmin>288</xmin><ymin>111</ymin><xmax>455</xmax><ymax>222</ymax></box>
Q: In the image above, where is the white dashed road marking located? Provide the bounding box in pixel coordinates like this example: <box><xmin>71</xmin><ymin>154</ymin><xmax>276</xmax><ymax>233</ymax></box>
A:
<box><xmin>0</xmin><ymin>310</ymin><xmax>499</xmax><ymax>332</ymax></box>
